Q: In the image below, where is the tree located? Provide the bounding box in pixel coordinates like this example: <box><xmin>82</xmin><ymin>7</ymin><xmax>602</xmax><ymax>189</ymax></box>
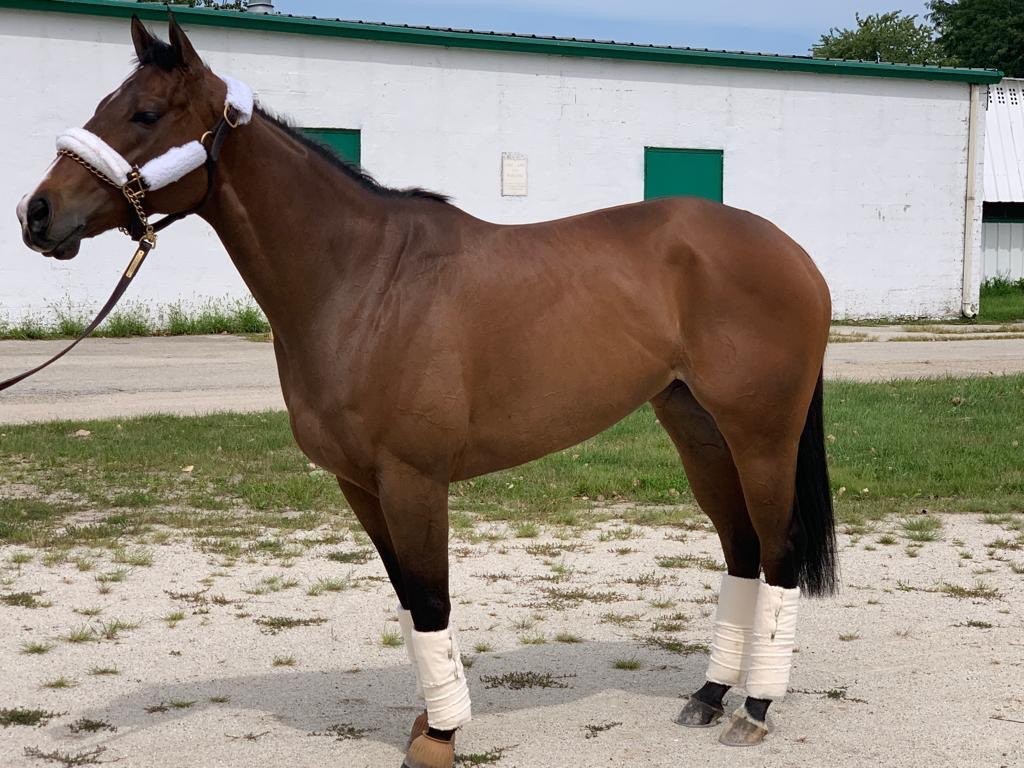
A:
<box><xmin>929</xmin><ymin>0</ymin><xmax>1024</xmax><ymax>76</ymax></box>
<box><xmin>811</xmin><ymin>11</ymin><xmax>949</xmax><ymax>64</ymax></box>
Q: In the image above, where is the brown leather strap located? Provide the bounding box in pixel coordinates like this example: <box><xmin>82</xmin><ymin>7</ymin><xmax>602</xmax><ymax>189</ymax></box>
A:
<box><xmin>0</xmin><ymin>239</ymin><xmax>153</xmax><ymax>392</ymax></box>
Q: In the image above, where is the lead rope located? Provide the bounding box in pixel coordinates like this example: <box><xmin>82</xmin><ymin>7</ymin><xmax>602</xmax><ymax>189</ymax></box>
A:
<box><xmin>0</xmin><ymin>116</ymin><xmax>234</xmax><ymax>393</ymax></box>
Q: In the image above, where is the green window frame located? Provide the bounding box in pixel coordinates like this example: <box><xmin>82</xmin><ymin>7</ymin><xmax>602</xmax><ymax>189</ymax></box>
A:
<box><xmin>644</xmin><ymin>147</ymin><xmax>724</xmax><ymax>203</ymax></box>
<box><xmin>302</xmin><ymin>128</ymin><xmax>361</xmax><ymax>167</ymax></box>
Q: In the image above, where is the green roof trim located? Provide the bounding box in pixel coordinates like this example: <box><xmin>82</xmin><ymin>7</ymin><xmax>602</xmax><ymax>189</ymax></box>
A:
<box><xmin>1</xmin><ymin>0</ymin><xmax>1005</xmax><ymax>84</ymax></box>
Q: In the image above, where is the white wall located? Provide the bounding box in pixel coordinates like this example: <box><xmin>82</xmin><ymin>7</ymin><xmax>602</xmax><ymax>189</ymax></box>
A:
<box><xmin>983</xmin><ymin>221</ymin><xmax>1024</xmax><ymax>281</ymax></box>
<box><xmin>0</xmin><ymin>9</ymin><xmax>978</xmax><ymax>320</ymax></box>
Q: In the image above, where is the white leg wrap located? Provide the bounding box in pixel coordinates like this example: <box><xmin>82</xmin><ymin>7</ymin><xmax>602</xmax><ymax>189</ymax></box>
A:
<box><xmin>409</xmin><ymin>628</ymin><xmax>472</xmax><ymax>731</ymax></box>
<box><xmin>397</xmin><ymin>608</ymin><xmax>424</xmax><ymax>702</ymax></box>
<box><xmin>705</xmin><ymin>574</ymin><xmax>760</xmax><ymax>687</ymax></box>
<box><xmin>745</xmin><ymin>582</ymin><xmax>800</xmax><ymax>700</ymax></box>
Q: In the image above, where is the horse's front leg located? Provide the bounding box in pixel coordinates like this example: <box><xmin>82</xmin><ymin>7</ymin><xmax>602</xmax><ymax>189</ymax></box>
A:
<box><xmin>374</xmin><ymin>464</ymin><xmax>468</xmax><ymax>768</ymax></box>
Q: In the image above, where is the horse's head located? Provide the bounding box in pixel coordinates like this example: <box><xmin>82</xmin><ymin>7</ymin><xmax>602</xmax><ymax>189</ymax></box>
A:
<box><xmin>16</xmin><ymin>16</ymin><xmax>226</xmax><ymax>259</ymax></box>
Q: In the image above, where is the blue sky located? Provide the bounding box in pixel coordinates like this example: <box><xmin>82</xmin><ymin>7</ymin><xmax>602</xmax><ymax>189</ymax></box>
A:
<box><xmin>273</xmin><ymin>1</ymin><xmax>933</xmax><ymax>55</ymax></box>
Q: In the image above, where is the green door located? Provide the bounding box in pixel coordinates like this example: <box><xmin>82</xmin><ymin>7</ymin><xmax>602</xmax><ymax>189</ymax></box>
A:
<box><xmin>644</xmin><ymin>147</ymin><xmax>723</xmax><ymax>202</ymax></box>
<box><xmin>302</xmin><ymin>128</ymin><xmax>361</xmax><ymax>166</ymax></box>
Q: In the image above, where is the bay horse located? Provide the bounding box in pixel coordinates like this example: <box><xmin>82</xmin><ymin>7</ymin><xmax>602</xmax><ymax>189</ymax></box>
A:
<box><xmin>15</xmin><ymin>18</ymin><xmax>836</xmax><ymax>766</ymax></box>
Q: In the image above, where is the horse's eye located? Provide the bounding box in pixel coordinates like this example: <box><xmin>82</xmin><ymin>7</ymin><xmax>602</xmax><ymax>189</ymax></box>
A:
<box><xmin>130</xmin><ymin>111</ymin><xmax>161</xmax><ymax>125</ymax></box>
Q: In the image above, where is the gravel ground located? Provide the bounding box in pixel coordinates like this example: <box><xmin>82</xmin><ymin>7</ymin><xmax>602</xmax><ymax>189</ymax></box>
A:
<box><xmin>3</xmin><ymin>330</ymin><xmax>1024</xmax><ymax>423</ymax></box>
<box><xmin>0</xmin><ymin>515</ymin><xmax>1021</xmax><ymax>768</ymax></box>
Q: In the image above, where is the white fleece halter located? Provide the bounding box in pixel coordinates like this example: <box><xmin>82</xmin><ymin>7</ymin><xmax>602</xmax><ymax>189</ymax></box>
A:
<box><xmin>55</xmin><ymin>75</ymin><xmax>253</xmax><ymax>191</ymax></box>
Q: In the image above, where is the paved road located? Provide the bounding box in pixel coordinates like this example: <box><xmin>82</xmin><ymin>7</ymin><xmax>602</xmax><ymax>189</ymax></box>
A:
<box><xmin>1</xmin><ymin>331</ymin><xmax>1024</xmax><ymax>424</ymax></box>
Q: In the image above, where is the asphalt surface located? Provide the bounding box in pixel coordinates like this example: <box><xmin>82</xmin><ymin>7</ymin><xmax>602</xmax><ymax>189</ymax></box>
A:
<box><xmin>1</xmin><ymin>328</ymin><xmax>1023</xmax><ymax>424</ymax></box>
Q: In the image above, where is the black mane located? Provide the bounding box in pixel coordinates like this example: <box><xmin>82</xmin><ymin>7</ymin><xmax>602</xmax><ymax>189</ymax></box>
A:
<box><xmin>257</xmin><ymin>108</ymin><xmax>450</xmax><ymax>204</ymax></box>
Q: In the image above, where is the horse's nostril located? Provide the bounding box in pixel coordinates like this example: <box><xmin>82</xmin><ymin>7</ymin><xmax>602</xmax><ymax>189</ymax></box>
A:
<box><xmin>26</xmin><ymin>195</ymin><xmax>51</xmax><ymax>233</ymax></box>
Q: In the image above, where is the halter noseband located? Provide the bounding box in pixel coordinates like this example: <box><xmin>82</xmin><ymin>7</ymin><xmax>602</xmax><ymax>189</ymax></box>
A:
<box><xmin>0</xmin><ymin>75</ymin><xmax>254</xmax><ymax>393</ymax></box>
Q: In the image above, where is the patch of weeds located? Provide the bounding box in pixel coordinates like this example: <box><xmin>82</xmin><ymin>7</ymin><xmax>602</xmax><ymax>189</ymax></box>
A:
<box><xmin>255</xmin><ymin>615</ymin><xmax>327</xmax><ymax>634</ymax></box>
<box><xmin>988</xmin><ymin>537</ymin><xmax>1023</xmax><ymax>551</ymax></box>
<box><xmin>164</xmin><ymin>611</ymin><xmax>185</xmax><ymax>627</ymax></box>
<box><xmin>456</xmin><ymin>747</ymin><xmax>513</xmax><ymax>766</ymax></box>
<box><xmin>791</xmin><ymin>686</ymin><xmax>867</xmax><ymax>704</ymax></box>
<box><xmin>208</xmin><ymin>695</ymin><xmax>231</xmax><ymax>704</ymax></box>
<box><xmin>876</xmin><ymin>534</ymin><xmax>898</xmax><ymax>545</ymax></box>
<box><xmin>940</xmin><ymin>581</ymin><xmax>1002</xmax><ymax>600</ymax></box>
<box><xmin>67</xmin><ymin>718</ymin><xmax>115</xmax><ymax>734</ymax></box>
<box><xmin>41</xmin><ymin>677</ymin><xmax>78</xmax><ymax>690</ymax></box>
<box><xmin>612</xmin><ymin>547</ymin><xmax>635</xmax><ymax>556</ymax></box>
<box><xmin>326</xmin><ymin>549</ymin><xmax>373</xmax><ymax>565</ymax></box>
<box><xmin>272</xmin><ymin>655</ymin><xmax>297</xmax><ymax>667</ymax></box>
<box><xmin>23</xmin><ymin>745</ymin><xmax>105</xmax><ymax>766</ymax></box>
<box><xmin>902</xmin><ymin>516</ymin><xmax>941</xmax><ymax>542</ymax></box>
<box><xmin>380</xmin><ymin>630</ymin><xmax>403</xmax><ymax>648</ymax></box>
<box><xmin>309</xmin><ymin>723</ymin><xmax>374</xmax><ymax>741</ymax></box>
<box><xmin>644</xmin><ymin>637</ymin><xmax>709</xmax><ymax>656</ymax></box>
<box><xmin>957</xmin><ymin>620</ymin><xmax>993</xmax><ymax>629</ymax></box>
<box><xmin>474</xmin><ymin>642</ymin><xmax>493</xmax><ymax>653</ymax></box>
<box><xmin>242</xmin><ymin>576</ymin><xmax>287</xmax><ymax>596</ymax></box>
<box><xmin>601</xmin><ymin>612</ymin><xmax>642</xmax><ymax>626</ymax></box>
<box><xmin>652</xmin><ymin>619</ymin><xmax>685</xmax><ymax>633</ymax></box>
<box><xmin>1</xmin><ymin>708</ymin><xmax>63</xmax><ymax>727</ymax></box>
<box><xmin>584</xmin><ymin>721</ymin><xmax>622</xmax><ymax>739</ymax></box>
<box><xmin>518</xmin><ymin>632</ymin><xmax>547</xmax><ymax>645</ymax></box>
<box><xmin>839</xmin><ymin>632</ymin><xmax>861</xmax><ymax>641</ymax></box>
<box><xmin>73</xmin><ymin>607</ymin><xmax>102</xmax><ymax>617</ymax></box>
<box><xmin>87</xmin><ymin>666</ymin><xmax>119</xmax><ymax>676</ymax></box>
<box><xmin>554</xmin><ymin>632</ymin><xmax>582</xmax><ymax>644</ymax></box>
<box><xmin>513</xmin><ymin>523</ymin><xmax>540</xmax><ymax>539</ymax></box>
<box><xmin>649</xmin><ymin>598</ymin><xmax>676</xmax><ymax>610</ymax></box>
<box><xmin>168</xmin><ymin>699</ymin><xmax>196</xmax><ymax>710</ymax></box>
<box><xmin>1</xmin><ymin>591</ymin><xmax>48</xmax><ymax>609</ymax></box>
<box><xmin>112</xmin><ymin>547</ymin><xmax>153</xmax><ymax>567</ymax></box>
<box><xmin>99</xmin><ymin>619</ymin><xmax>139</xmax><ymax>640</ymax></box>
<box><xmin>510</xmin><ymin>616</ymin><xmax>535</xmax><ymax>631</ymax></box>
<box><xmin>95</xmin><ymin>568</ymin><xmax>129</xmax><ymax>584</ymax></box>
<box><xmin>599</xmin><ymin>526</ymin><xmax>637</xmax><ymax>542</ymax></box>
<box><xmin>539</xmin><ymin>587</ymin><xmax>623</xmax><ymax>608</ymax></box>
<box><xmin>144</xmin><ymin>703</ymin><xmax>169</xmax><ymax>714</ymax></box>
<box><xmin>613</xmin><ymin>658</ymin><xmax>642</xmax><ymax>670</ymax></box>
<box><xmin>625</xmin><ymin>571</ymin><xmax>667</xmax><ymax>588</ymax></box>
<box><xmin>655</xmin><ymin>554</ymin><xmax>724</xmax><ymax>571</ymax></box>
<box><xmin>307</xmin><ymin>576</ymin><xmax>351</xmax><ymax>596</ymax></box>
<box><xmin>63</xmin><ymin>626</ymin><xmax>98</xmax><ymax>644</ymax></box>
<box><xmin>480</xmin><ymin>671</ymin><xmax>575</xmax><ymax>690</ymax></box>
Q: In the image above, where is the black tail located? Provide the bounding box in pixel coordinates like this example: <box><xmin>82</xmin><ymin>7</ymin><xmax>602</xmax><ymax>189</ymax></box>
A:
<box><xmin>792</xmin><ymin>370</ymin><xmax>838</xmax><ymax>597</ymax></box>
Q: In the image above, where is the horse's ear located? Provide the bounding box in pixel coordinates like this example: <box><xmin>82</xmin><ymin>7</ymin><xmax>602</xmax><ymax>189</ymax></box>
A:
<box><xmin>167</xmin><ymin>14</ymin><xmax>202</xmax><ymax>71</ymax></box>
<box><xmin>130</xmin><ymin>15</ymin><xmax>158</xmax><ymax>61</ymax></box>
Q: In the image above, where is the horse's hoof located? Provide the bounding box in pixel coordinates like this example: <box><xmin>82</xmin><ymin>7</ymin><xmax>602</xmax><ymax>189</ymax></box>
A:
<box><xmin>407</xmin><ymin>711</ymin><xmax>428</xmax><ymax>749</ymax></box>
<box><xmin>675</xmin><ymin>696</ymin><xmax>724</xmax><ymax>728</ymax></box>
<box><xmin>401</xmin><ymin>733</ymin><xmax>455</xmax><ymax>768</ymax></box>
<box><xmin>718</xmin><ymin>709</ymin><xmax>768</xmax><ymax>747</ymax></box>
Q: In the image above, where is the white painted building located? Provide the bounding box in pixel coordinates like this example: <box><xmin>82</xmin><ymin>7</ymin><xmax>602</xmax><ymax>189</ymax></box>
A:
<box><xmin>983</xmin><ymin>77</ymin><xmax>1024</xmax><ymax>282</ymax></box>
<box><xmin>0</xmin><ymin>0</ymin><xmax>1001</xmax><ymax>320</ymax></box>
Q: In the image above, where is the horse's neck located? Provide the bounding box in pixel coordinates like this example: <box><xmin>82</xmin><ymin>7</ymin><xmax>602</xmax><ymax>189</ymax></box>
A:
<box><xmin>199</xmin><ymin>114</ymin><xmax>391</xmax><ymax>336</ymax></box>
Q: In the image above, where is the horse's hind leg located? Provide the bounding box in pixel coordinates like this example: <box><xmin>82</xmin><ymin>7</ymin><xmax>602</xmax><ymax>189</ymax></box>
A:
<box><xmin>651</xmin><ymin>382</ymin><xmax>763</xmax><ymax>728</ymax></box>
<box><xmin>710</xmin><ymin>373</ymin><xmax>836</xmax><ymax>746</ymax></box>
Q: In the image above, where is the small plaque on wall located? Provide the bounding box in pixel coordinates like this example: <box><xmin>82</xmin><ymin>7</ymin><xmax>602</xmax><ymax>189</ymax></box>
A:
<box><xmin>501</xmin><ymin>152</ymin><xmax>528</xmax><ymax>196</ymax></box>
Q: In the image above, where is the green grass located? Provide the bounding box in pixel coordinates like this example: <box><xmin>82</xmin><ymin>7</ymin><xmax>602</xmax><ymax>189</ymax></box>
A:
<box><xmin>0</xmin><ymin>298</ymin><xmax>270</xmax><ymax>340</ymax></box>
<box><xmin>978</xmin><ymin>278</ymin><xmax>1024</xmax><ymax>324</ymax></box>
<box><xmin>4</xmin><ymin>376</ymin><xmax>1024</xmax><ymax>546</ymax></box>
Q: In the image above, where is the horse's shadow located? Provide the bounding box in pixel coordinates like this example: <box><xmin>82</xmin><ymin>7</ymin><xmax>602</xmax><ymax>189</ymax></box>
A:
<box><xmin>73</xmin><ymin>641</ymin><xmax>704</xmax><ymax>749</ymax></box>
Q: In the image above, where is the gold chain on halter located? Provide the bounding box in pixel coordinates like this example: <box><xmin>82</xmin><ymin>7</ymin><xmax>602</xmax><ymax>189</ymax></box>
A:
<box><xmin>57</xmin><ymin>148</ymin><xmax>156</xmax><ymax>245</ymax></box>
